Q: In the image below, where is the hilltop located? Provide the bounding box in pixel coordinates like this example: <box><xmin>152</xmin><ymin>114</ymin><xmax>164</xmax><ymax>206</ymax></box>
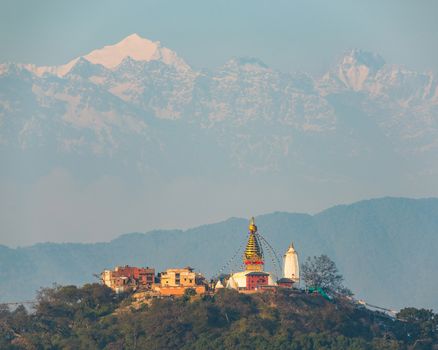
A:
<box><xmin>1</xmin><ymin>284</ymin><xmax>437</xmax><ymax>349</ymax></box>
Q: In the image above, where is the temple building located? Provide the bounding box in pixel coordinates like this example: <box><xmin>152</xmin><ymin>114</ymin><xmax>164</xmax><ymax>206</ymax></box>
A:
<box><xmin>278</xmin><ymin>243</ymin><xmax>300</xmax><ymax>288</ymax></box>
<box><xmin>225</xmin><ymin>217</ymin><xmax>277</xmax><ymax>291</ymax></box>
<box><xmin>283</xmin><ymin>243</ymin><xmax>300</xmax><ymax>283</ymax></box>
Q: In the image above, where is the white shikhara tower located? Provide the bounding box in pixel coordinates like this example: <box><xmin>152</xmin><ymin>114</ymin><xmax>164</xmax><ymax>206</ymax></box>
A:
<box><xmin>283</xmin><ymin>243</ymin><xmax>300</xmax><ymax>284</ymax></box>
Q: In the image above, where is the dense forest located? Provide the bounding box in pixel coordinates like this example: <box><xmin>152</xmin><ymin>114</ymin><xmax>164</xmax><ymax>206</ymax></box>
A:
<box><xmin>0</xmin><ymin>284</ymin><xmax>437</xmax><ymax>349</ymax></box>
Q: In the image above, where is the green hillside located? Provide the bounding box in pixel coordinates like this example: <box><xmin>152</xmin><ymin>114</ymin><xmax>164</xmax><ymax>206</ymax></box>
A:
<box><xmin>1</xmin><ymin>284</ymin><xmax>437</xmax><ymax>349</ymax></box>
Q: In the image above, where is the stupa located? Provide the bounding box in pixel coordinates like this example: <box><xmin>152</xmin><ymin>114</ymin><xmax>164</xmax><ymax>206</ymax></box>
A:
<box><xmin>226</xmin><ymin>217</ymin><xmax>276</xmax><ymax>290</ymax></box>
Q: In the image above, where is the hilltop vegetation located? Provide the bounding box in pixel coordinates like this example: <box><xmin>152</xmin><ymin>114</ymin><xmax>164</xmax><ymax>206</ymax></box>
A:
<box><xmin>1</xmin><ymin>284</ymin><xmax>437</xmax><ymax>349</ymax></box>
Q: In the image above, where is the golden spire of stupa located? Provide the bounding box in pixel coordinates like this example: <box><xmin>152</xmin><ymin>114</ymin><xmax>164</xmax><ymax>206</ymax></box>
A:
<box><xmin>244</xmin><ymin>217</ymin><xmax>264</xmax><ymax>271</ymax></box>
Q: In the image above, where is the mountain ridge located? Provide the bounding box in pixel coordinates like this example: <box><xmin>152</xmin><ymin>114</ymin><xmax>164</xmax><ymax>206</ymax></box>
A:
<box><xmin>2</xmin><ymin>34</ymin><xmax>438</xmax><ymax>168</ymax></box>
<box><xmin>5</xmin><ymin>196</ymin><xmax>420</xmax><ymax>249</ymax></box>
<box><xmin>0</xmin><ymin>197</ymin><xmax>437</xmax><ymax>312</ymax></box>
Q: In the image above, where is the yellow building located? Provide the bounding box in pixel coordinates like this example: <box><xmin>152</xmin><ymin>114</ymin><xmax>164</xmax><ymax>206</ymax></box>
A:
<box><xmin>160</xmin><ymin>267</ymin><xmax>197</xmax><ymax>287</ymax></box>
<box><xmin>155</xmin><ymin>285</ymin><xmax>206</xmax><ymax>297</ymax></box>
<box><xmin>153</xmin><ymin>266</ymin><xmax>207</xmax><ymax>296</ymax></box>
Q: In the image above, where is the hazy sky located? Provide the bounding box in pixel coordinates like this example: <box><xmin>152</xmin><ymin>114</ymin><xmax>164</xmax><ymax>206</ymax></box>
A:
<box><xmin>1</xmin><ymin>0</ymin><xmax>438</xmax><ymax>74</ymax></box>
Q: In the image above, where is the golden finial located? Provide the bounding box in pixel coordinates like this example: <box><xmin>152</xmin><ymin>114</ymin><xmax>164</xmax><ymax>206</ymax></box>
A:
<box><xmin>249</xmin><ymin>217</ymin><xmax>257</xmax><ymax>233</ymax></box>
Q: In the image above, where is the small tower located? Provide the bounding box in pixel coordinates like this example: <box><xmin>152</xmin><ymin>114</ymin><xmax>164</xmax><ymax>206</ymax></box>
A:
<box><xmin>283</xmin><ymin>243</ymin><xmax>300</xmax><ymax>283</ymax></box>
<box><xmin>244</xmin><ymin>217</ymin><xmax>264</xmax><ymax>272</ymax></box>
<box><xmin>215</xmin><ymin>280</ymin><xmax>224</xmax><ymax>289</ymax></box>
<box><xmin>226</xmin><ymin>275</ymin><xmax>238</xmax><ymax>289</ymax></box>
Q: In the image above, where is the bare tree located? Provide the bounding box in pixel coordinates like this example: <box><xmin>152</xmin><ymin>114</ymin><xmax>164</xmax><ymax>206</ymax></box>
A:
<box><xmin>301</xmin><ymin>254</ymin><xmax>352</xmax><ymax>296</ymax></box>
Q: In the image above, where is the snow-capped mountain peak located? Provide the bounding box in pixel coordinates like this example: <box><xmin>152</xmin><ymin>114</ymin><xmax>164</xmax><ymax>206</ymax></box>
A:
<box><xmin>83</xmin><ymin>33</ymin><xmax>164</xmax><ymax>69</ymax></box>
<box><xmin>2</xmin><ymin>44</ymin><xmax>438</xmax><ymax>171</ymax></box>
<box><xmin>81</xmin><ymin>33</ymin><xmax>190</xmax><ymax>73</ymax></box>
<box><xmin>25</xmin><ymin>34</ymin><xmax>190</xmax><ymax>77</ymax></box>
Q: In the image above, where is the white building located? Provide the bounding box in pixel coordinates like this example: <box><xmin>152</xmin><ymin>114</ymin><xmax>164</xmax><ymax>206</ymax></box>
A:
<box><xmin>283</xmin><ymin>243</ymin><xmax>300</xmax><ymax>284</ymax></box>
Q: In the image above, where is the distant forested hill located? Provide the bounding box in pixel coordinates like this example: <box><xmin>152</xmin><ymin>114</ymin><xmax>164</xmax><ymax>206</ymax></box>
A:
<box><xmin>1</xmin><ymin>197</ymin><xmax>437</xmax><ymax>311</ymax></box>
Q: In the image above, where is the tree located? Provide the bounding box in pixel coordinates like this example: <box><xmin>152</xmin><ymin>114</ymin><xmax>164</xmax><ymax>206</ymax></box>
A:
<box><xmin>182</xmin><ymin>287</ymin><xmax>197</xmax><ymax>301</ymax></box>
<box><xmin>301</xmin><ymin>254</ymin><xmax>352</xmax><ymax>296</ymax></box>
<box><xmin>396</xmin><ymin>307</ymin><xmax>437</xmax><ymax>345</ymax></box>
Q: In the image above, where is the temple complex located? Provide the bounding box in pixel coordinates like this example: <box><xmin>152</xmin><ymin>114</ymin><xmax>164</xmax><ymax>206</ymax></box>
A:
<box><xmin>101</xmin><ymin>217</ymin><xmax>300</xmax><ymax>297</ymax></box>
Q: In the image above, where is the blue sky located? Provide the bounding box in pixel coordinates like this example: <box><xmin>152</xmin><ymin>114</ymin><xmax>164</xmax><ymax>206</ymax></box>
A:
<box><xmin>1</xmin><ymin>0</ymin><xmax>438</xmax><ymax>74</ymax></box>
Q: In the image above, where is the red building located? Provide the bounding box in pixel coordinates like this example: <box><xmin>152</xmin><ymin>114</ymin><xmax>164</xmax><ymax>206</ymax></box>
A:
<box><xmin>277</xmin><ymin>277</ymin><xmax>294</xmax><ymax>288</ymax></box>
<box><xmin>101</xmin><ymin>265</ymin><xmax>155</xmax><ymax>292</ymax></box>
<box><xmin>245</xmin><ymin>272</ymin><xmax>269</xmax><ymax>290</ymax></box>
<box><xmin>114</xmin><ymin>265</ymin><xmax>155</xmax><ymax>288</ymax></box>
